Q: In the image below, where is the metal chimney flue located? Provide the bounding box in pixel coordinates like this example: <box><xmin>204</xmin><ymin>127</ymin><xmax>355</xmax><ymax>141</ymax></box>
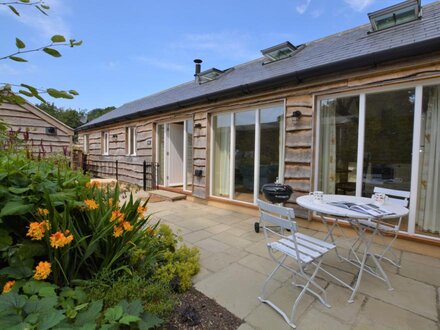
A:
<box><xmin>194</xmin><ymin>59</ymin><xmax>202</xmax><ymax>77</ymax></box>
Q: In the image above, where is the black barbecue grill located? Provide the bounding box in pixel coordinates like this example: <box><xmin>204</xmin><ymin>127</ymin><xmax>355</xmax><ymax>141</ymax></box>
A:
<box><xmin>255</xmin><ymin>183</ymin><xmax>293</xmax><ymax>232</ymax></box>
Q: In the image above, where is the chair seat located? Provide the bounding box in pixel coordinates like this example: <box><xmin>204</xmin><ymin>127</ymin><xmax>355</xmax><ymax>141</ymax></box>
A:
<box><xmin>269</xmin><ymin>233</ymin><xmax>335</xmax><ymax>264</ymax></box>
<box><xmin>358</xmin><ymin>219</ymin><xmax>397</xmax><ymax>232</ymax></box>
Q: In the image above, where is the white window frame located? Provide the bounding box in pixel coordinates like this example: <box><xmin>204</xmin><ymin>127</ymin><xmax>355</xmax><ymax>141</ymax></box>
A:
<box><xmin>83</xmin><ymin>134</ymin><xmax>89</xmax><ymax>154</ymax></box>
<box><xmin>102</xmin><ymin>132</ymin><xmax>109</xmax><ymax>155</ymax></box>
<box><xmin>209</xmin><ymin>103</ymin><xmax>286</xmax><ymax>205</ymax></box>
<box><xmin>126</xmin><ymin>127</ymin><xmax>137</xmax><ymax>156</ymax></box>
<box><xmin>314</xmin><ymin>78</ymin><xmax>440</xmax><ymax>241</ymax></box>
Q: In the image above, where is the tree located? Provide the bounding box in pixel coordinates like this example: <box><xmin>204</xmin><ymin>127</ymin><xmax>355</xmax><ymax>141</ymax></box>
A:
<box><xmin>0</xmin><ymin>0</ymin><xmax>82</xmax><ymax>104</ymax></box>
<box><xmin>86</xmin><ymin>106</ymin><xmax>116</xmax><ymax>122</ymax></box>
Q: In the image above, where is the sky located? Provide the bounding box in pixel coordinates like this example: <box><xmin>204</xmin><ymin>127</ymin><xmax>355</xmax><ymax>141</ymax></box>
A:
<box><xmin>0</xmin><ymin>0</ymin><xmax>437</xmax><ymax>111</ymax></box>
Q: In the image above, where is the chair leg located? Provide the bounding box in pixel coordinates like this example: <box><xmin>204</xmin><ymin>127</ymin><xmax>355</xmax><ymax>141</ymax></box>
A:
<box><xmin>259</xmin><ymin>254</ymin><xmax>287</xmax><ymax>300</ymax></box>
<box><xmin>375</xmin><ymin>232</ymin><xmax>401</xmax><ymax>268</ymax></box>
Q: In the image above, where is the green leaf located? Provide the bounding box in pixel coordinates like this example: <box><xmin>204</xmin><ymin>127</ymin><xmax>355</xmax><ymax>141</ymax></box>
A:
<box><xmin>8</xmin><ymin>186</ymin><xmax>30</xmax><ymax>194</ymax></box>
<box><xmin>21</xmin><ymin>84</ymin><xmax>38</xmax><ymax>96</ymax></box>
<box><xmin>19</xmin><ymin>90</ymin><xmax>33</xmax><ymax>97</ymax></box>
<box><xmin>39</xmin><ymin>286</ymin><xmax>57</xmax><ymax>297</ymax></box>
<box><xmin>119</xmin><ymin>315</ymin><xmax>141</xmax><ymax>325</ymax></box>
<box><xmin>46</xmin><ymin>88</ymin><xmax>74</xmax><ymax>99</ymax></box>
<box><xmin>51</xmin><ymin>35</ymin><xmax>66</xmax><ymax>43</ymax></box>
<box><xmin>0</xmin><ymin>265</ymin><xmax>33</xmax><ymax>279</ymax></box>
<box><xmin>41</xmin><ymin>5</ymin><xmax>50</xmax><ymax>10</ymax></box>
<box><xmin>15</xmin><ymin>38</ymin><xmax>26</xmax><ymax>49</ymax></box>
<box><xmin>138</xmin><ymin>312</ymin><xmax>163</xmax><ymax>330</ymax></box>
<box><xmin>38</xmin><ymin>309</ymin><xmax>66</xmax><ymax>330</ymax></box>
<box><xmin>43</xmin><ymin>47</ymin><xmax>61</xmax><ymax>58</ymax></box>
<box><xmin>0</xmin><ymin>229</ymin><xmax>12</xmax><ymax>251</ymax></box>
<box><xmin>0</xmin><ymin>292</ymin><xmax>27</xmax><ymax>313</ymax></box>
<box><xmin>69</xmin><ymin>90</ymin><xmax>79</xmax><ymax>96</ymax></box>
<box><xmin>24</xmin><ymin>296</ymin><xmax>57</xmax><ymax>314</ymax></box>
<box><xmin>19</xmin><ymin>0</ymin><xmax>31</xmax><ymax>3</ymax></box>
<box><xmin>104</xmin><ymin>305</ymin><xmax>123</xmax><ymax>323</ymax></box>
<box><xmin>35</xmin><ymin>5</ymin><xmax>48</xmax><ymax>16</ymax></box>
<box><xmin>9</xmin><ymin>56</ymin><xmax>27</xmax><ymax>62</ymax></box>
<box><xmin>74</xmin><ymin>300</ymin><xmax>103</xmax><ymax>326</ymax></box>
<box><xmin>120</xmin><ymin>299</ymin><xmax>143</xmax><ymax>317</ymax></box>
<box><xmin>69</xmin><ymin>39</ymin><xmax>83</xmax><ymax>47</ymax></box>
<box><xmin>0</xmin><ymin>315</ymin><xmax>23</xmax><ymax>328</ymax></box>
<box><xmin>8</xmin><ymin>5</ymin><xmax>20</xmax><ymax>16</ymax></box>
<box><xmin>0</xmin><ymin>201</ymin><xmax>33</xmax><ymax>217</ymax></box>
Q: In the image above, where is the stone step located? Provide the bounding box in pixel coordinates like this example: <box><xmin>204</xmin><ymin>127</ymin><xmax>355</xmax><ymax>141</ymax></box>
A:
<box><xmin>142</xmin><ymin>189</ymin><xmax>186</xmax><ymax>202</ymax></box>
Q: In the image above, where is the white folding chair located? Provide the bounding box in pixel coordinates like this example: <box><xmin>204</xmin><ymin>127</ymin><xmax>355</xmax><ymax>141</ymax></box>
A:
<box><xmin>356</xmin><ymin>187</ymin><xmax>410</xmax><ymax>268</ymax></box>
<box><xmin>257</xmin><ymin>200</ymin><xmax>335</xmax><ymax>328</ymax></box>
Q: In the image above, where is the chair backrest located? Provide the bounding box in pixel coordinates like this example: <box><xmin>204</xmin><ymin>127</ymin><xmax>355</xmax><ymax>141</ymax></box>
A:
<box><xmin>257</xmin><ymin>199</ymin><xmax>297</xmax><ymax>232</ymax></box>
<box><xmin>373</xmin><ymin>187</ymin><xmax>410</xmax><ymax>207</ymax></box>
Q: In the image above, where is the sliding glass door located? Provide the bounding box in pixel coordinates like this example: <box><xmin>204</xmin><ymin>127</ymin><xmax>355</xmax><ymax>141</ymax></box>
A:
<box><xmin>211</xmin><ymin>105</ymin><xmax>284</xmax><ymax>204</ymax></box>
<box><xmin>317</xmin><ymin>82</ymin><xmax>440</xmax><ymax>239</ymax></box>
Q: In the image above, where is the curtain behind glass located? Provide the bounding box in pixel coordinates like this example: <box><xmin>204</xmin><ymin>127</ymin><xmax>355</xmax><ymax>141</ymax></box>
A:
<box><xmin>186</xmin><ymin>120</ymin><xmax>193</xmax><ymax>190</ymax></box>
<box><xmin>157</xmin><ymin>125</ymin><xmax>165</xmax><ymax>185</ymax></box>
<box><xmin>319</xmin><ymin>100</ymin><xmax>337</xmax><ymax>193</ymax></box>
<box><xmin>213</xmin><ymin>114</ymin><xmax>231</xmax><ymax>197</ymax></box>
<box><xmin>417</xmin><ymin>85</ymin><xmax>440</xmax><ymax>234</ymax></box>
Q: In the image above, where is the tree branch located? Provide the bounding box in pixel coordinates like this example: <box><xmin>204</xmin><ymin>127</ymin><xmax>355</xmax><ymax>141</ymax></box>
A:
<box><xmin>0</xmin><ymin>42</ymin><xmax>70</xmax><ymax>61</ymax></box>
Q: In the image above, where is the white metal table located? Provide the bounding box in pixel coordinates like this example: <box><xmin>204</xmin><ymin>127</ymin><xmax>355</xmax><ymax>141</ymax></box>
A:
<box><xmin>296</xmin><ymin>194</ymin><xmax>409</xmax><ymax>303</ymax></box>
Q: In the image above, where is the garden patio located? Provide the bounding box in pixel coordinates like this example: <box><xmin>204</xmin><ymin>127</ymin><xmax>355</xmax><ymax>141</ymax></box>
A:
<box><xmin>147</xmin><ymin>198</ymin><xmax>440</xmax><ymax>329</ymax></box>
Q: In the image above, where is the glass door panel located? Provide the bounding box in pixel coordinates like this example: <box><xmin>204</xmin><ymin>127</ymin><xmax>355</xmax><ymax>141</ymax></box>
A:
<box><xmin>212</xmin><ymin>114</ymin><xmax>231</xmax><ymax>198</ymax></box>
<box><xmin>185</xmin><ymin>120</ymin><xmax>193</xmax><ymax>191</ymax></box>
<box><xmin>318</xmin><ymin>96</ymin><xmax>360</xmax><ymax>195</ymax></box>
<box><xmin>234</xmin><ymin>110</ymin><xmax>255</xmax><ymax>202</ymax></box>
<box><xmin>417</xmin><ymin>85</ymin><xmax>440</xmax><ymax>237</ymax></box>
<box><xmin>259</xmin><ymin>106</ymin><xmax>284</xmax><ymax>200</ymax></box>
<box><xmin>157</xmin><ymin>124</ymin><xmax>165</xmax><ymax>185</ymax></box>
<box><xmin>363</xmin><ymin>89</ymin><xmax>414</xmax><ymax>196</ymax></box>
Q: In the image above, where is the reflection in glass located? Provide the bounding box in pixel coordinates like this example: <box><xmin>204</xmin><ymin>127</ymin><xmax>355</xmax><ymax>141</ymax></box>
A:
<box><xmin>185</xmin><ymin>120</ymin><xmax>193</xmax><ymax>190</ymax></box>
<box><xmin>259</xmin><ymin>106</ymin><xmax>284</xmax><ymax>200</ymax></box>
<box><xmin>213</xmin><ymin>114</ymin><xmax>231</xmax><ymax>197</ymax></box>
<box><xmin>234</xmin><ymin>111</ymin><xmax>255</xmax><ymax>202</ymax></box>
<box><xmin>157</xmin><ymin>124</ymin><xmax>165</xmax><ymax>185</ymax></box>
<box><xmin>363</xmin><ymin>89</ymin><xmax>414</xmax><ymax>197</ymax></box>
<box><xmin>318</xmin><ymin>96</ymin><xmax>359</xmax><ymax>195</ymax></box>
<box><xmin>417</xmin><ymin>85</ymin><xmax>440</xmax><ymax>237</ymax></box>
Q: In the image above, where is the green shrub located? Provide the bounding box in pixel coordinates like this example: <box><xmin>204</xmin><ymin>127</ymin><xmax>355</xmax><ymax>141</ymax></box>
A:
<box><xmin>83</xmin><ymin>271</ymin><xmax>176</xmax><ymax>318</ymax></box>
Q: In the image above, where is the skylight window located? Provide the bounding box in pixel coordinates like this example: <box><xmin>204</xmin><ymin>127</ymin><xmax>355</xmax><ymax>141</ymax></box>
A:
<box><xmin>368</xmin><ymin>0</ymin><xmax>420</xmax><ymax>32</ymax></box>
<box><xmin>261</xmin><ymin>41</ymin><xmax>297</xmax><ymax>62</ymax></box>
<box><xmin>198</xmin><ymin>68</ymin><xmax>224</xmax><ymax>83</ymax></box>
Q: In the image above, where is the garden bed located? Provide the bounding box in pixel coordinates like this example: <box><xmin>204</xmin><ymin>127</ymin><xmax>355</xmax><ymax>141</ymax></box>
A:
<box><xmin>165</xmin><ymin>288</ymin><xmax>243</xmax><ymax>330</ymax></box>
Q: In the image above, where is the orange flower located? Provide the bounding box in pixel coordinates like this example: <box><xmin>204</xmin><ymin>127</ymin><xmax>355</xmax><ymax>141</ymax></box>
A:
<box><xmin>86</xmin><ymin>181</ymin><xmax>100</xmax><ymax>188</ymax></box>
<box><xmin>37</xmin><ymin>208</ymin><xmax>49</xmax><ymax>216</ymax></box>
<box><xmin>2</xmin><ymin>280</ymin><xmax>15</xmax><ymax>293</ymax></box>
<box><xmin>113</xmin><ymin>225</ymin><xmax>124</xmax><ymax>238</ymax></box>
<box><xmin>111</xmin><ymin>210</ymin><xmax>124</xmax><ymax>222</ymax></box>
<box><xmin>50</xmin><ymin>230</ymin><xmax>74</xmax><ymax>249</ymax></box>
<box><xmin>84</xmin><ymin>199</ymin><xmax>98</xmax><ymax>210</ymax></box>
<box><xmin>122</xmin><ymin>221</ymin><xmax>133</xmax><ymax>232</ymax></box>
<box><xmin>108</xmin><ymin>198</ymin><xmax>113</xmax><ymax>206</ymax></box>
<box><xmin>27</xmin><ymin>221</ymin><xmax>50</xmax><ymax>240</ymax></box>
<box><xmin>137</xmin><ymin>206</ymin><xmax>147</xmax><ymax>216</ymax></box>
<box><xmin>33</xmin><ymin>261</ymin><xmax>51</xmax><ymax>280</ymax></box>
<box><xmin>146</xmin><ymin>226</ymin><xmax>154</xmax><ymax>235</ymax></box>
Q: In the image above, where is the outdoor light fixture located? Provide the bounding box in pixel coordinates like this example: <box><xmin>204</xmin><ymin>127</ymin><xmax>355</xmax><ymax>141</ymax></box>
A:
<box><xmin>291</xmin><ymin>110</ymin><xmax>302</xmax><ymax>122</ymax></box>
<box><xmin>194</xmin><ymin>169</ymin><xmax>203</xmax><ymax>177</ymax></box>
<box><xmin>194</xmin><ymin>123</ymin><xmax>202</xmax><ymax>129</ymax></box>
<box><xmin>112</xmin><ymin>134</ymin><xmax>118</xmax><ymax>141</ymax></box>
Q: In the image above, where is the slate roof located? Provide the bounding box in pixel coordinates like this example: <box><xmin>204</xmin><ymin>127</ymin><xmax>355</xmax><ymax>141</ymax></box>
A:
<box><xmin>79</xmin><ymin>1</ymin><xmax>440</xmax><ymax>130</ymax></box>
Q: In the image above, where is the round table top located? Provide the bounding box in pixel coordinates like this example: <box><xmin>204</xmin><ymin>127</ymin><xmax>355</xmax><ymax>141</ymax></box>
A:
<box><xmin>296</xmin><ymin>194</ymin><xmax>409</xmax><ymax>219</ymax></box>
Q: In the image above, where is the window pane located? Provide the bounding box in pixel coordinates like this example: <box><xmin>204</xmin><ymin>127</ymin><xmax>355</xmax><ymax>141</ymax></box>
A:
<box><xmin>318</xmin><ymin>96</ymin><xmax>359</xmax><ymax>195</ymax></box>
<box><xmin>186</xmin><ymin>120</ymin><xmax>193</xmax><ymax>190</ymax></box>
<box><xmin>157</xmin><ymin>124</ymin><xmax>165</xmax><ymax>185</ymax></box>
<box><xmin>213</xmin><ymin>114</ymin><xmax>231</xmax><ymax>198</ymax></box>
<box><xmin>259</xmin><ymin>106</ymin><xmax>284</xmax><ymax>200</ymax></box>
<box><xmin>363</xmin><ymin>89</ymin><xmax>414</xmax><ymax>197</ymax></box>
<box><xmin>417</xmin><ymin>85</ymin><xmax>440</xmax><ymax>237</ymax></box>
<box><xmin>234</xmin><ymin>110</ymin><xmax>255</xmax><ymax>202</ymax></box>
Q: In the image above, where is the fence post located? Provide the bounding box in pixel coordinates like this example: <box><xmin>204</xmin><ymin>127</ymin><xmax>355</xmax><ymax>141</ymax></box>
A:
<box><xmin>115</xmin><ymin>160</ymin><xmax>119</xmax><ymax>181</ymax></box>
<box><xmin>143</xmin><ymin>160</ymin><xmax>147</xmax><ymax>191</ymax></box>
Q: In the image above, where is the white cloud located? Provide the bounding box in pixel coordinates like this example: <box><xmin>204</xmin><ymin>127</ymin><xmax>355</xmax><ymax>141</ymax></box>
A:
<box><xmin>0</xmin><ymin>63</ymin><xmax>39</xmax><ymax>75</ymax></box>
<box><xmin>296</xmin><ymin>0</ymin><xmax>312</xmax><ymax>14</ymax></box>
<box><xmin>132</xmin><ymin>56</ymin><xmax>188</xmax><ymax>73</ymax></box>
<box><xmin>311</xmin><ymin>8</ymin><xmax>323</xmax><ymax>18</ymax></box>
<box><xmin>344</xmin><ymin>0</ymin><xmax>375</xmax><ymax>11</ymax></box>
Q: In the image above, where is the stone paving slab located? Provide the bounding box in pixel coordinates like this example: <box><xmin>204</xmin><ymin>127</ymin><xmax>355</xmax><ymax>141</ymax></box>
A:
<box><xmin>146</xmin><ymin>200</ymin><xmax>440</xmax><ymax>329</ymax></box>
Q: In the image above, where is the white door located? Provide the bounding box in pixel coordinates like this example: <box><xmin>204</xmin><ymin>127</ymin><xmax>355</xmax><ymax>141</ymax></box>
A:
<box><xmin>167</xmin><ymin>123</ymin><xmax>184</xmax><ymax>186</ymax></box>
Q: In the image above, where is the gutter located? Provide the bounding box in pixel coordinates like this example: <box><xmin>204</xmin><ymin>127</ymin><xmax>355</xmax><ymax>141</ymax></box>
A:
<box><xmin>76</xmin><ymin>36</ymin><xmax>440</xmax><ymax>132</ymax></box>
